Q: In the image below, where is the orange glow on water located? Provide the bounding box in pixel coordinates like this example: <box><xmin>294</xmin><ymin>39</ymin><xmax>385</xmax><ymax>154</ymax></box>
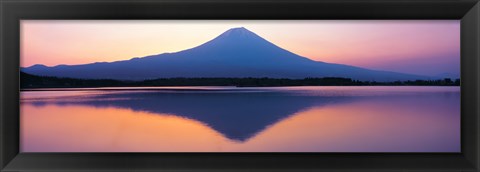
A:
<box><xmin>20</xmin><ymin>87</ymin><xmax>460</xmax><ymax>152</ymax></box>
<box><xmin>21</xmin><ymin>105</ymin><xmax>231</xmax><ymax>152</ymax></box>
<box><xmin>239</xmin><ymin>101</ymin><xmax>459</xmax><ymax>152</ymax></box>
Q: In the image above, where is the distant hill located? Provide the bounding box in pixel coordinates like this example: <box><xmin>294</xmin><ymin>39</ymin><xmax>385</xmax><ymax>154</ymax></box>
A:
<box><xmin>434</xmin><ymin>72</ymin><xmax>460</xmax><ymax>79</ymax></box>
<box><xmin>20</xmin><ymin>72</ymin><xmax>126</xmax><ymax>88</ymax></box>
<box><xmin>22</xmin><ymin>27</ymin><xmax>432</xmax><ymax>81</ymax></box>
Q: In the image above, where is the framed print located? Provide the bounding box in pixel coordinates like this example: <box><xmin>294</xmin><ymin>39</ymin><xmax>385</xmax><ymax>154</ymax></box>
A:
<box><xmin>19</xmin><ymin>20</ymin><xmax>462</xmax><ymax>153</ymax></box>
<box><xmin>1</xmin><ymin>0</ymin><xmax>479</xmax><ymax>171</ymax></box>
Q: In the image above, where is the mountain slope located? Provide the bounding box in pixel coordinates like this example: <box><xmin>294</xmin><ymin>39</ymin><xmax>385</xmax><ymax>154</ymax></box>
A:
<box><xmin>22</xmin><ymin>27</ymin><xmax>430</xmax><ymax>81</ymax></box>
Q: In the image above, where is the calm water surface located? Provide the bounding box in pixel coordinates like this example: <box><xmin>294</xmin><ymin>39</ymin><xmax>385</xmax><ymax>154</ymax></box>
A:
<box><xmin>20</xmin><ymin>86</ymin><xmax>460</xmax><ymax>152</ymax></box>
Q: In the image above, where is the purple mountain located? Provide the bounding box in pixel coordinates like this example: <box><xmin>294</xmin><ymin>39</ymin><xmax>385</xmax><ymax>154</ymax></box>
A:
<box><xmin>22</xmin><ymin>27</ymin><xmax>430</xmax><ymax>81</ymax></box>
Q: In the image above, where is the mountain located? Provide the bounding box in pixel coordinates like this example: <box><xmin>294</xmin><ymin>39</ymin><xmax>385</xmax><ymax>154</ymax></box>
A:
<box><xmin>22</xmin><ymin>27</ymin><xmax>430</xmax><ymax>81</ymax></box>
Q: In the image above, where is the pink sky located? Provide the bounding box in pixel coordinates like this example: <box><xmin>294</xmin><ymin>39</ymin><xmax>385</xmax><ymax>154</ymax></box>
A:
<box><xmin>21</xmin><ymin>20</ymin><xmax>460</xmax><ymax>76</ymax></box>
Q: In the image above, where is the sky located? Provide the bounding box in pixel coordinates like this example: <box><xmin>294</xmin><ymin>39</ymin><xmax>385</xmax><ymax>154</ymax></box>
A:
<box><xmin>21</xmin><ymin>20</ymin><xmax>460</xmax><ymax>77</ymax></box>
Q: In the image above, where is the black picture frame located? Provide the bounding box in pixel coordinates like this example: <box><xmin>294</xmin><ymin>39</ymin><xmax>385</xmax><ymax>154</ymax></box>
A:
<box><xmin>1</xmin><ymin>0</ymin><xmax>479</xmax><ymax>171</ymax></box>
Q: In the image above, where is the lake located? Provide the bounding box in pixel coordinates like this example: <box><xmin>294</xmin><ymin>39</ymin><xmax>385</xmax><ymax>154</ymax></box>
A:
<box><xmin>20</xmin><ymin>86</ymin><xmax>460</xmax><ymax>152</ymax></box>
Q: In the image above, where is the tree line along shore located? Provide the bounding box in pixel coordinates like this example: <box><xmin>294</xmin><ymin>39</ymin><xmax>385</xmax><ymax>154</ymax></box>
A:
<box><xmin>20</xmin><ymin>72</ymin><xmax>460</xmax><ymax>89</ymax></box>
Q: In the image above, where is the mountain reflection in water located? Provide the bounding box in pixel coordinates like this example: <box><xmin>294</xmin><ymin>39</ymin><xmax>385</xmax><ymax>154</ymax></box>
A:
<box><xmin>20</xmin><ymin>86</ymin><xmax>460</xmax><ymax>152</ymax></box>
